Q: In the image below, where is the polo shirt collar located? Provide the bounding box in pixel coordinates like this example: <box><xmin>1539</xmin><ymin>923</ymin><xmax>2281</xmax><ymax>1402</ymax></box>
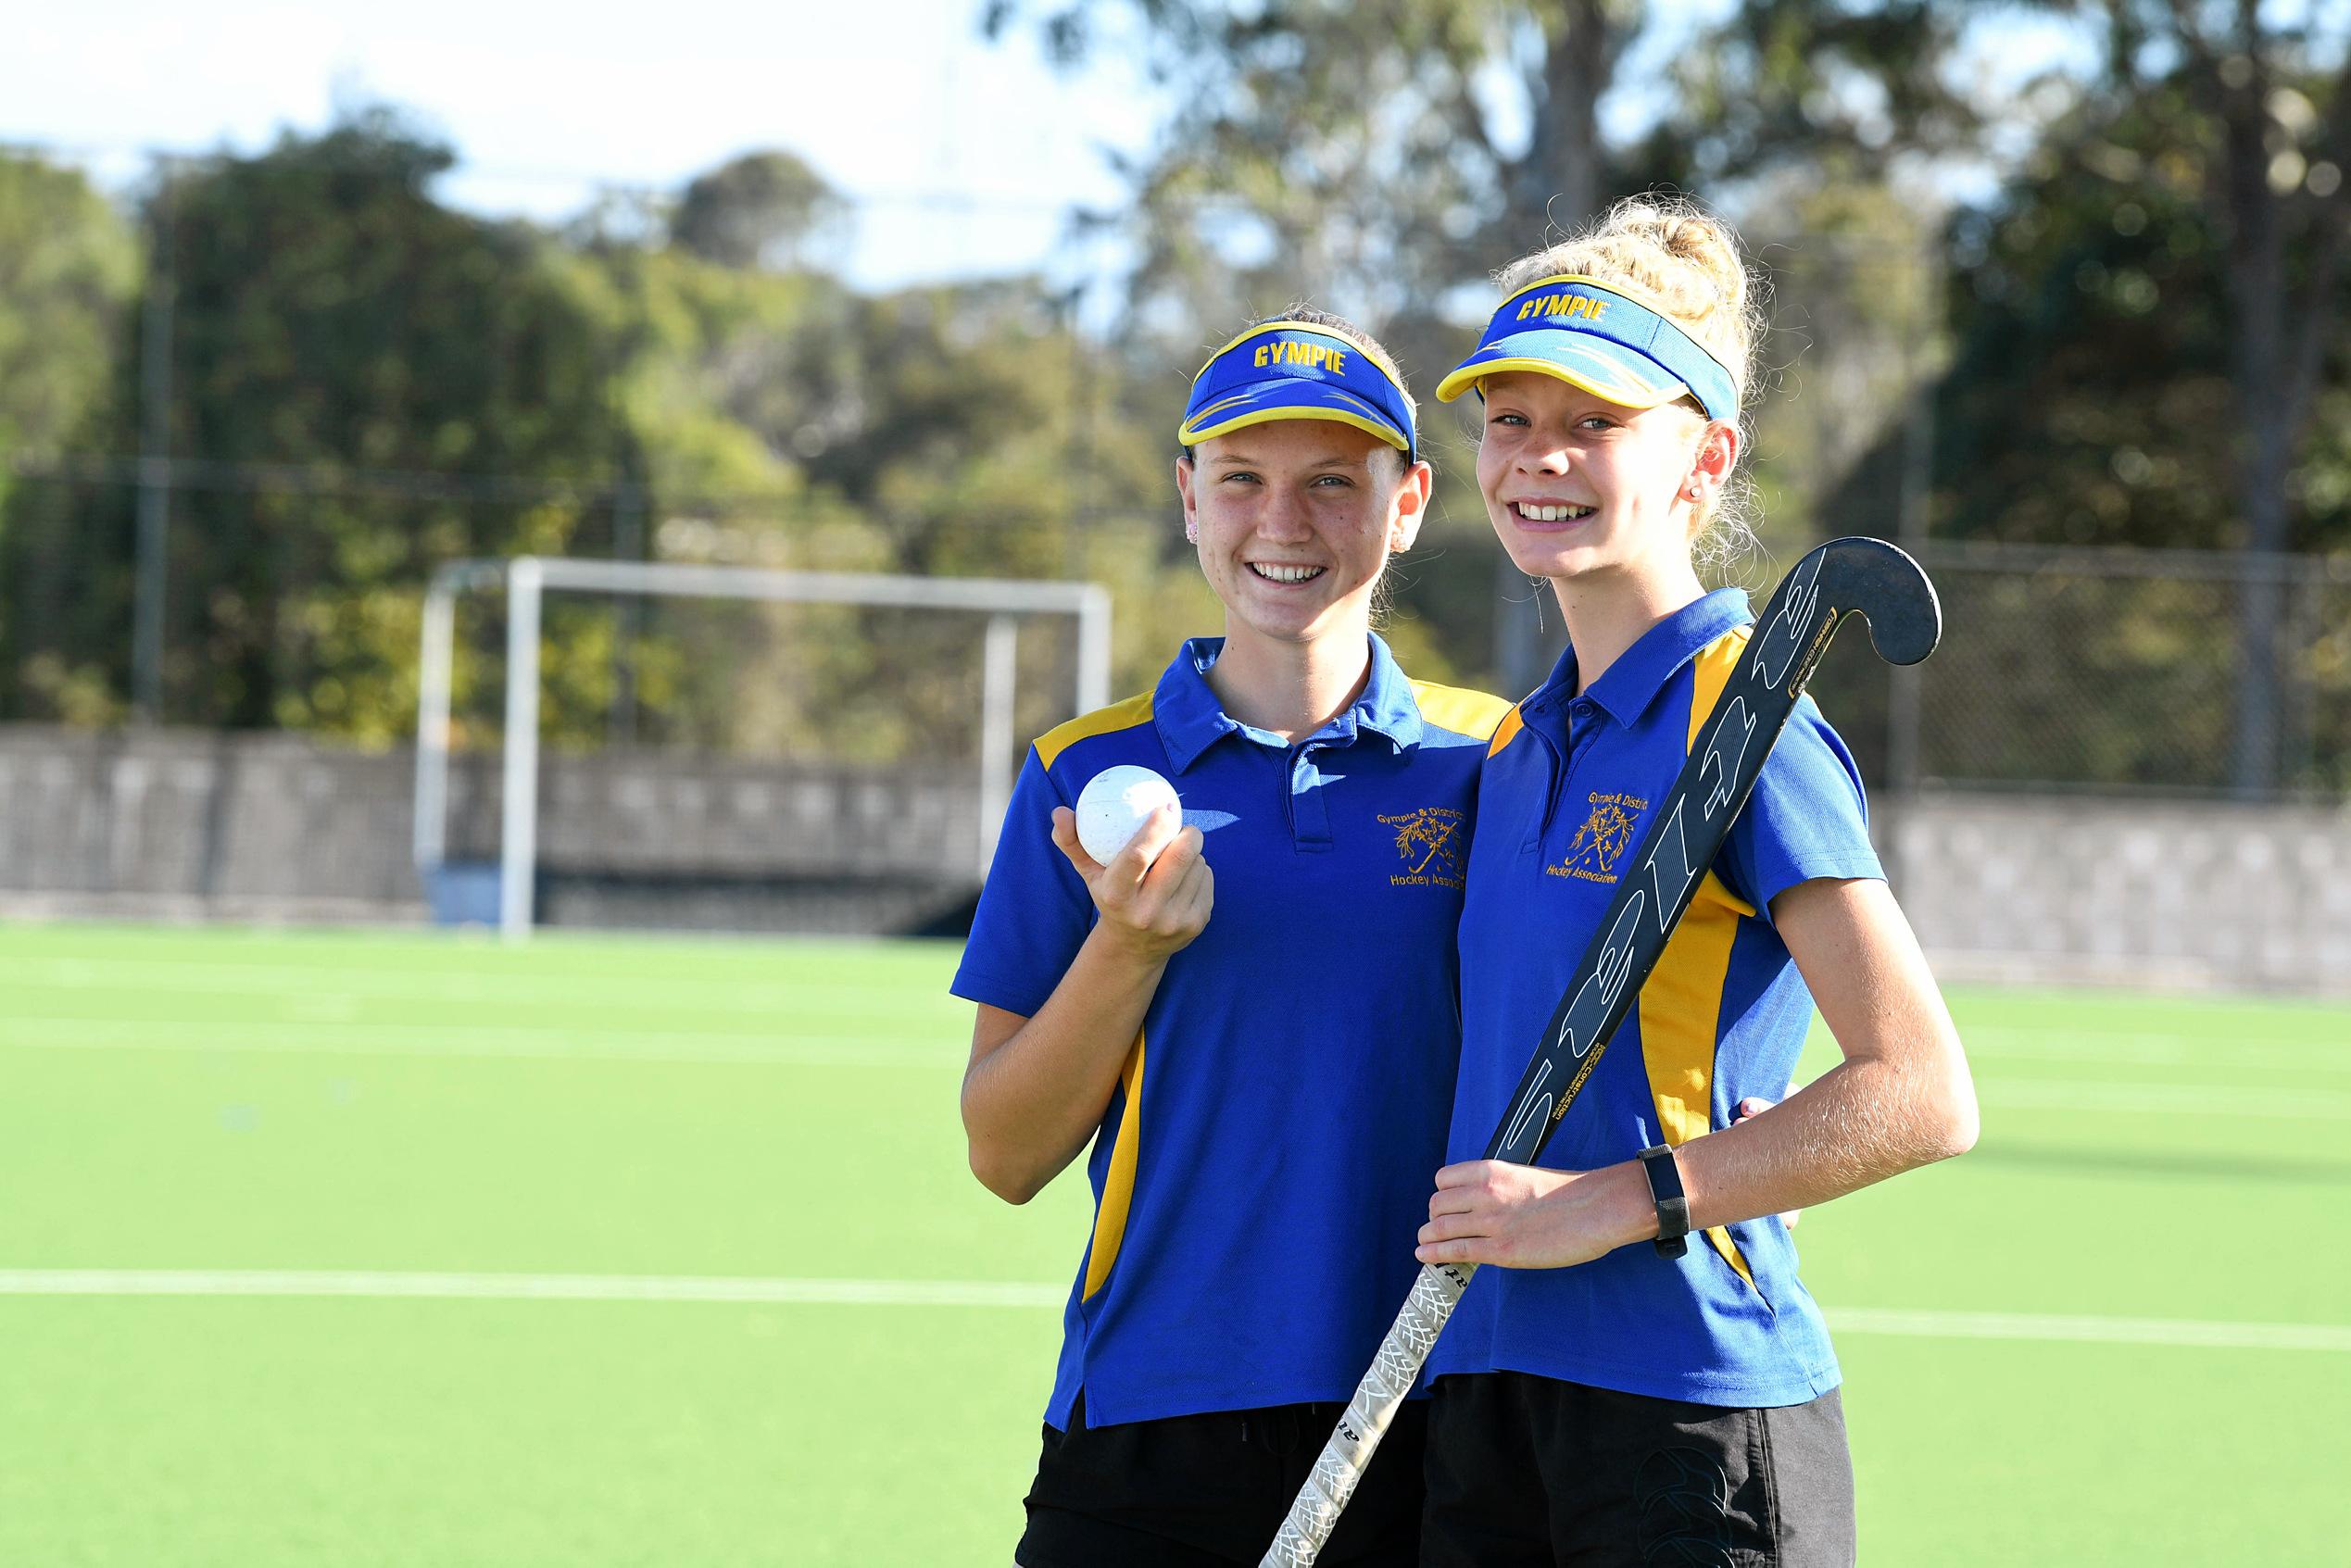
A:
<box><xmin>1529</xmin><ymin>587</ymin><xmax>1754</xmax><ymax>728</ymax></box>
<box><xmin>1151</xmin><ymin>633</ymin><xmax>1424</xmax><ymax>772</ymax></box>
<box><xmin>1353</xmin><ymin>633</ymin><xmax>1425</xmax><ymax>749</ymax></box>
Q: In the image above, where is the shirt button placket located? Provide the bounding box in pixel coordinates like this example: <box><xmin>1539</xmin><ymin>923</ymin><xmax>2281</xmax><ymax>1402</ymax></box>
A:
<box><xmin>1550</xmin><ymin>700</ymin><xmax>1605</xmax><ymax>857</ymax></box>
<box><xmin>1290</xmin><ymin>745</ymin><xmax>1332</xmax><ymax>851</ymax></box>
<box><xmin>1567</xmin><ymin>700</ymin><xmax>1601</xmax><ymax>765</ymax></box>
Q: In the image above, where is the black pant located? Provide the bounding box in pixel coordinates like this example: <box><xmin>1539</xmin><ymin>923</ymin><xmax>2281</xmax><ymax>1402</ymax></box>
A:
<box><xmin>1016</xmin><ymin>1393</ymin><xmax>1427</xmax><ymax>1567</ymax></box>
<box><xmin>1421</xmin><ymin>1372</ymin><xmax>1855</xmax><ymax>1568</ymax></box>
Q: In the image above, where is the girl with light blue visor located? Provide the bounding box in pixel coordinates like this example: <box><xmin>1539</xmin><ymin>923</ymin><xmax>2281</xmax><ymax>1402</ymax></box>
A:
<box><xmin>956</xmin><ymin>307</ymin><xmax>1514</xmax><ymax>1566</ymax></box>
<box><xmin>1410</xmin><ymin>197</ymin><xmax>1979</xmax><ymax>1567</ymax></box>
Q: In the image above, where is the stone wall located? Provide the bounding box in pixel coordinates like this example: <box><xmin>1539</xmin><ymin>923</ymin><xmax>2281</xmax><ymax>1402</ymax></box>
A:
<box><xmin>0</xmin><ymin>727</ymin><xmax>2344</xmax><ymax>992</ymax></box>
<box><xmin>1880</xmin><ymin>790</ymin><xmax>2351</xmax><ymax>994</ymax></box>
<box><xmin>0</xmin><ymin>727</ymin><xmax>422</xmax><ymax>922</ymax></box>
<box><xmin>0</xmin><ymin>726</ymin><xmax>981</xmax><ymax>933</ymax></box>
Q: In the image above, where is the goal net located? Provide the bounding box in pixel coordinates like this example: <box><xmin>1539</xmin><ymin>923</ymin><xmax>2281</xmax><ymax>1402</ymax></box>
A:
<box><xmin>412</xmin><ymin>558</ymin><xmax>1112</xmax><ymax>939</ymax></box>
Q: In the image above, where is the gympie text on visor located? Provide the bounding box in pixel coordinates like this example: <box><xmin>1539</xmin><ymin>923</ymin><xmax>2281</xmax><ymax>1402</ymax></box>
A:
<box><xmin>1178</xmin><ymin>322</ymin><xmax>1417</xmax><ymax>459</ymax></box>
<box><xmin>1435</xmin><ymin>275</ymin><xmax>1736</xmax><ymax>422</ymax></box>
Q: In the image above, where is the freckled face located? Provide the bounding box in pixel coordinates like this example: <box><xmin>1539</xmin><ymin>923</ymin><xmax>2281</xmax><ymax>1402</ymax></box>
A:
<box><xmin>1176</xmin><ymin>419</ymin><xmax>1427</xmax><ymax>650</ymax></box>
<box><xmin>1475</xmin><ymin>370</ymin><xmax>1716</xmax><ymax>584</ymax></box>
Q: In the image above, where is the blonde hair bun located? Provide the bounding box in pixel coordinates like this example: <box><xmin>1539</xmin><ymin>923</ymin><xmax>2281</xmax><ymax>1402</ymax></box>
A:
<box><xmin>1495</xmin><ymin>194</ymin><xmax>1761</xmax><ymax>416</ymax></box>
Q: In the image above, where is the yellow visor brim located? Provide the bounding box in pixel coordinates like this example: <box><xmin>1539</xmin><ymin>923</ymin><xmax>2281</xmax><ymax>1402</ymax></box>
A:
<box><xmin>1177</xmin><ymin>391</ymin><xmax>1412</xmax><ymax>453</ymax></box>
<box><xmin>1435</xmin><ymin>338</ymin><xmax>1689</xmax><ymax>410</ymax></box>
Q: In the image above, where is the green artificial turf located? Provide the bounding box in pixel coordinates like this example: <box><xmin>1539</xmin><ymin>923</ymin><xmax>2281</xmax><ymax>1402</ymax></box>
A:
<box><xmin>1</xmin><ymin>922</ymin><xmax>2343</xmax><ymax>1564</ymax></box>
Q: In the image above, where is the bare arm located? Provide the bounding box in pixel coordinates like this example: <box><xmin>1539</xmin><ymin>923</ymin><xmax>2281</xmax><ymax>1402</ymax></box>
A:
<box><xmin>1674</xmin><ymin>875</ymin><xmax>1977</xmax><ymax>1225</ymax></box>
<box><xmin>961</xmin><ymin>803</ymin><xmax>1212</xmax><ymax>1204</ymax></box>
<box><xmin>1419</xmin><ymin>876</ymin><xmax>1977</xmax><ymax>1268</ymax></box>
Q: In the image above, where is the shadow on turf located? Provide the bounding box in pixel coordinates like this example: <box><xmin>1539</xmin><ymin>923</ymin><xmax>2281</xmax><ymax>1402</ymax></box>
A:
<box><xmin>1974</xmin><ymin>1140</ymin><xmax>2351</xmax><ymax>1187</ymax></box>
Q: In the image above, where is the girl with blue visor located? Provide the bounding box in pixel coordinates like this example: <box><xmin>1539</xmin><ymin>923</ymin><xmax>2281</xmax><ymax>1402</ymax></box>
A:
<box><xmin>954</xmin><ymin>308</ymin><xmax>1512</xmax><ymax>1565</ymax></box>
<box><xmin>1412</xmin><ymin>197</ymin><xmax>1980</xmax><ymax>1566</ymax></box>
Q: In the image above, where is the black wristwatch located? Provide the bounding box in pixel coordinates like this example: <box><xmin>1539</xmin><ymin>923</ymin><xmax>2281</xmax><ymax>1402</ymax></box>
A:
<box><xmin>1637</xmin><ymin>1144</ymin><xmax>1691</xmax><ymax>1259</ymax></box>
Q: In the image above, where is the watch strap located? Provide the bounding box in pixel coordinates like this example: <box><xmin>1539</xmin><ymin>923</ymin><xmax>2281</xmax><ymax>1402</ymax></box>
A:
<box><xmin>1638</xmin><ymin>1143</ymin><xmax>1691</xmax><ymax>1259</ymax></box>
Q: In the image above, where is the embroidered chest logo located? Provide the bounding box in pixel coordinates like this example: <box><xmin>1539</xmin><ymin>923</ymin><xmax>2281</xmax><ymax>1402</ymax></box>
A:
<box><xmin>1377</xmin><ymin>806</ymin><xmax>1466</xmax><ymax>889</ymax></box>
<box><xmin>1547</xmin><ymin>791</ymin><xmax>1649</xmax><ymax>884</ymax></box>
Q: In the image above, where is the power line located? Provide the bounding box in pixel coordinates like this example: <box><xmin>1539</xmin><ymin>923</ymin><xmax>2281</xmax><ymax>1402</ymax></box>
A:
<box><xmin>0</xmin><ymin>448</ymin><xmax>1174</xmax><ymax>533</ymax></box>
<box><xmin>10</xmin><ymin>449</ymin><xmax>715</xmax><ymax>509</ymax></box>
<box><xmin>0</xmin><ymin>132</ymin><xmax>1106</xmax><ymax>219</ymax></box>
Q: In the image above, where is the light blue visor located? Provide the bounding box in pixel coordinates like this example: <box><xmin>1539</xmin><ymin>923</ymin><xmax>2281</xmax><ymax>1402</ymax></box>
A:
<box><xmin>1435</xmin><ymin>274</ymin><xmax>1738</xmax><ymax>422</ymax></box>
<box><xmin>1179</xmin><ymin>322</ymin><xmax>1415</xmax><ymax>459</ymax></box>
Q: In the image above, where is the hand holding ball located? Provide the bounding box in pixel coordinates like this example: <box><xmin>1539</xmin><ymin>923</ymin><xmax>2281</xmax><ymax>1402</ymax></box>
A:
<box><xmin>1066</xmin><ymin>764</ymin><xmax>1209</xmax><ymax>957</ymax></box>
<box><xmin>1076</xmin><ymin>766</ymin><xmax>1181</xmax><ymax>865</ymax></box>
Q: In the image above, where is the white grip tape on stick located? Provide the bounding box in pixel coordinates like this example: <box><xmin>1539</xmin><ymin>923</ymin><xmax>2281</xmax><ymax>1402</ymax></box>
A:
<box><xmin>1259</xmin><ymin>1261</ymin><xmax>1476</xmax><ymax>1567</ymax></box>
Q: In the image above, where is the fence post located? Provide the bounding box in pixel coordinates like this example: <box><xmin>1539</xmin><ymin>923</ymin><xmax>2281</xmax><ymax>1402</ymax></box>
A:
<box><xmin>499</xmin><ymin>558</ymin><xmax>545</xmax><ymax>941</ymax></box>
<box><xmin>978</xmin><ymin>614</ymin><xmax>1017</xmax><ymax>879</ymax></box>
<box><xmin>132</xmin><ymin>162</ymin><xmax>177</xmax><ymax>724</ymax></box>
<box><xmin>2287</xmin><ymin>558</ymin><xmax>2322</xmax><ymax>793</ymax></box>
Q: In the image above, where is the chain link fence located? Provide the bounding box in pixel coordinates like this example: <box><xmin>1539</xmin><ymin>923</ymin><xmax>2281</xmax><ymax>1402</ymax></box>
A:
<box><xmin>1804</xmin><ymin>542</ymin><xmax>2351</xmax><ymax>800</ymax></box>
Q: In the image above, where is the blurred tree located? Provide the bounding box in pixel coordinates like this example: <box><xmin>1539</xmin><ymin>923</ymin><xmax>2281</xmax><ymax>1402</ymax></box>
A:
<box><xmin>670</xmin><ymin>149</ymin><xmax>847</xmax><ymax>271</ymax></box>
<box><xmin>987</xmin><ymin>0</ymin><xmax>1996</xmax><ymax>691</ymax></box>
<box><xmin>0</xmin><ymin>156</ymin><xmax>139</xmax><ymax>721</ymax></box>
<box><xmin>2071</xmin><ymin>0</ymin><xmax>2348</xmax><ymax>794</ymax></box>
<box><xmin>0</xmin><ymin>109</ymin><xmax>630</xmax><ymax>742</ymax></box>
<box><xmin>1830</xmin><ymin>4</ymin><xmax>2350</xmax><ymax>792</ymax></box>
<box><xmin>557</xmin><ymin>174</ymin><xmax>1202</xmax><ymax>759</ymax></box>
<box><xmin>0</xmin><ymin>119</ymin><xmax>1206</xmax><ymax>758</ymax></box>
<box><xmin>0</xmin><ymin>156</ymin><xmax>136</xmax><ymax>484</ymax></box>
<box><xmin>997</xmin><ymin>0</ymin><xmax>2346</xmax><ymax>793</ymax></box>
<box><xmin>1629</xmin><ymin>0</ymin><xmax>1986</xmax><ymax>184</ymax></box>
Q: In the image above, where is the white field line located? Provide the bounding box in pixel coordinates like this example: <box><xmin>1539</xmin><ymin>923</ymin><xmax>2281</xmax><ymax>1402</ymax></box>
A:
<box><xmin>0</xmin><ymin>1016</ymin><xmax>962</xmax><ymax>1068</ymax></box>
<box><xmin>1957</xmin><ymin>1025</ymin><xmax>2351</xmax><ymax>1074</ymax></box>
<box><xmin>1</xmin><ymin>1271</ymin><xmax>2342</xmax><ymax>1353</ymax></box>
<box><xmin>0</xmin><ymin>1271</ymin><xmax>1063</xmax><ymax>1309</ymax></box>
<box><xmin>7</xmin><ymin>1018</ymin><xmax>2326</xmax><ymax>1111</ymax></box>
<box><xmin>0</xmin><ymin>957</ymin><xmax>964</xmax><ymax>1019</ymax></box>
<box><xmin>5</xmin><ymin>958</ymin><xmax>2337</xmax><ymax>1058</ymax></box>
<box><xmin>1973</xmin><ymin>1079</ymin><xmax>2351</xmax><ymax>1121</ymax></box>
<box><xmin>4</xmin><ymin>1017</ymin><xmax>2333</xmax><ymax>1108</ymax></box>
<box><xmin>1826</xmin><ymin>1307</ymin><xmax>2351</xmax><ymax>1354</ymax></box>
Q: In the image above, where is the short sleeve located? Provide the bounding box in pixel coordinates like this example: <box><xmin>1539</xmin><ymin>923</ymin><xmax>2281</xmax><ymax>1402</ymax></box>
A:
<box><xmin>1715</xmin><ymin>697</ymin><xmax>1884</xmax><ymax>921</ymax></box>
<box><xmin>950</xmin><ymin>748</ymin><xmax>1095</xmax><ymax>1018</ymax></box>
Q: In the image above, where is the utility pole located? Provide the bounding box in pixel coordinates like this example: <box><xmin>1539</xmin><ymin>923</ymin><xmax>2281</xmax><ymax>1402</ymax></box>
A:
<box><xmin>610</xmin><ymin>473</ymin><xmax>643</xmax><ymax>746</ymax></box>
<box><xmin>132</xmin><ymin>158</ymin><xmax>177</xmax><ymax>723</ymax></box>
<box><xmin>1887</xmin><ymin>230</ymin><xmax>1936</xmax><ymax>799</ymax></box>
<box><xmin>1064</xmin><ymin>278</ymin><xmax>1095</xmax><ymax>581</ymax></box>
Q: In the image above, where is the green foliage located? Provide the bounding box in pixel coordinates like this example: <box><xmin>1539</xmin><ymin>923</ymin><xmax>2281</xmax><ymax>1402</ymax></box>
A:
<box><xmin>987</xmin><ymin>0</ymin><xmax>2074</xmax><ymax>694</ymax></box>
<box><xmin>0</xmin><ymin>156</ymin><xmax>139</xmax><ymax>718</ymax></box>
<box><xmin>1633</xmin><ymin>0</ymin><xmax>1986</xmax><ymax>185</ymax></box>
<box><xmin>0</xmin><ymin>114</ymin><xmax>1213</xmax><ymax>757</ymax></box>
<box><xmin>0</xmin><ymin>156</ymin><xmax>136</xmax><ymax>466</ymax></box>
<box><xmin>671</xmin><ymin>149</ymin><xmax>844</xmax><ymax>271</ymax></box>
<box><xmin>1803</xmin><ymin>24</ymin><xmax>2350</xmax><ymax>792</ymax></box>
<box><xmin>1737</xmin><ymin>171</ymin><xmax>1944</xmax><ymax>560</ymax></box>
<box><xmin>1910</xmin><ymin>50</ymin><xmax>2349</xmax><ymax>557</ymax></box>
<box><xmin>0</xmin><ymin>110</ymin><xmax>633</xmax><ymax>741</ymax></box>
<box><xmin>2</xmin><ymin>2</ymin><xmax>2343</xmax><ymax>794</ymax></box>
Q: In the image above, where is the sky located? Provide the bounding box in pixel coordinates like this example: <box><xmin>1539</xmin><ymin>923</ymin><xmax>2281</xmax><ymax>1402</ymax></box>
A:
<box><xmin>2</xmin><ymin>1</ymin><xmax>2156</xmax><ymax>299</ymax></box>
<box><xmin>2</xmin><ymin>0</ymin><xmax>1162</xmax><ymax>292</ymax></box>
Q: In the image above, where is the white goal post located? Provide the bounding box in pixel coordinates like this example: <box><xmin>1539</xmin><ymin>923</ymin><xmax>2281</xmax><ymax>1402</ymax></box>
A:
<box><xmin>412</xmin><ymin>557</ymin><xmax>1113</xmax><ymax>941</ymax></box>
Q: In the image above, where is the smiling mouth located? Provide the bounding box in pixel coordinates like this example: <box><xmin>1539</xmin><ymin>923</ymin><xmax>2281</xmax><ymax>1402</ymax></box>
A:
<box><xmin>1513</xmin><ymin>502</ymin><xmax>1596</xmax><ymax>524</ymax></box>
<box><xmin>1249</xmin><ymin>563</ymin><xmax>1326</xmax><ymax>583</ymax></box>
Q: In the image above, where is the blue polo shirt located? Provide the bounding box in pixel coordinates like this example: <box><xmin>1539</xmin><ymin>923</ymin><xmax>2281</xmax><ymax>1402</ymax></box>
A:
<box><xmin>1433</xmin><ymin>588</ymin><xmax>1884</xmax><ymax>1408</ymax></box>
<box><xmin>953</xmin><ymin>634</ymin><xmax>1511</xmax><ymax>1429</ymax></box>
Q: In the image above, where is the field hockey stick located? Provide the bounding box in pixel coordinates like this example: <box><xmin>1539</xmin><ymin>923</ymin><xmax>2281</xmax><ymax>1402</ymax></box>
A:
<box><xmin>1260</xmin><ymin>536</ymin><xmax>1942</xmax><ymax>1567</ymax></box>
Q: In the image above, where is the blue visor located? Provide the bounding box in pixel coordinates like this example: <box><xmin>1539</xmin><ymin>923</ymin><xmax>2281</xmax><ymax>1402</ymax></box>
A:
<box><xmin>1179</xmin><ymin>322</ymin><xmax>1415</xmax><ymax>459</ymax></box>
<box><xmin>1435</xmin><ymin>274</ymin><xmax>1738</xmax><ymax>423</ymax></box>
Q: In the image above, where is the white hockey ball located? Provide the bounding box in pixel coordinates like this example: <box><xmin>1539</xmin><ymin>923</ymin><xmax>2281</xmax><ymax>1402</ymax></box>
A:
<box><xmin>1075</xmin><ymin>765</ymin><xmax>1180</xmax><ymax>864</ymax></box>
